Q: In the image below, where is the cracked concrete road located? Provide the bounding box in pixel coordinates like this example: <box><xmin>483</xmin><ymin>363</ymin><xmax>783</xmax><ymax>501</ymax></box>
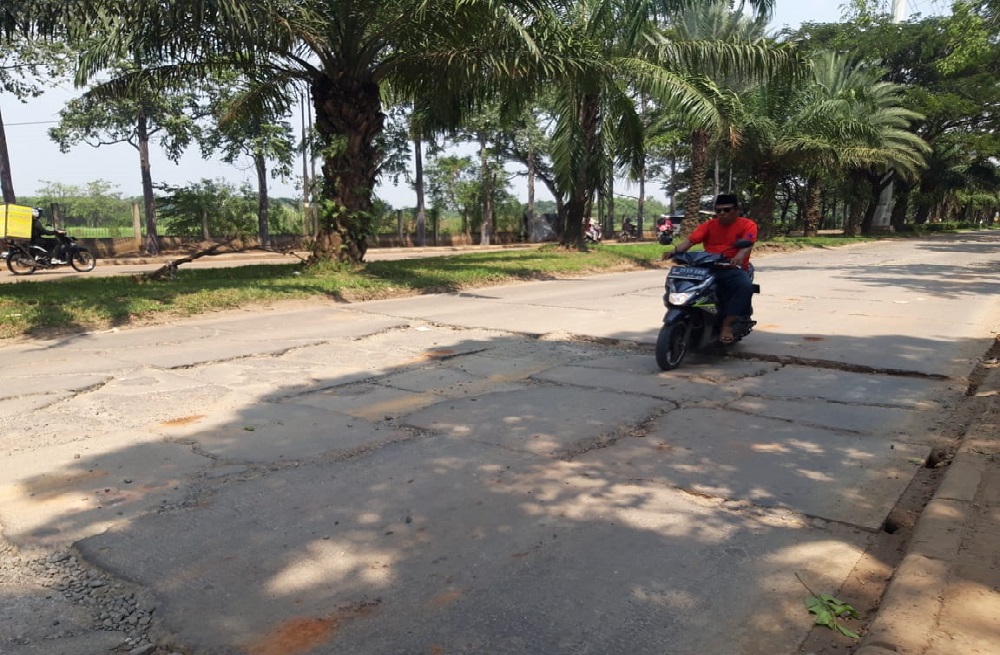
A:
<box><xmin>1</xmin><ymin>233</ymin><xmax>998</xmax><ymax>655</ymax></box>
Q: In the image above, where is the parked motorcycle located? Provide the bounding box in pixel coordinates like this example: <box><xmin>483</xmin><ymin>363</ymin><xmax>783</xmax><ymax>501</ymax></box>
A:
<box><xmin>617</xmin><ymin>218</ymin><xmax>639</xmax><ymax>241</ymax></box>
<box><xmin>5</xmin><ymin>233</ymin><xmax>97</xmax><ymax>275</ymax></box>
<box><xmin>584</xmin><ymin>222</ymin><xmax>603</xmax><ymax>244</ymax></box>
<box><xmin>655</xmin><ymin>238</ymin><xmax>759</xmax><ymax>370</ymax></box>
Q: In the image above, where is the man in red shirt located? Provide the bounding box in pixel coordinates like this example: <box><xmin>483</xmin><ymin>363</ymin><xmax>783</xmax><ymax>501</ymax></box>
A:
<box><xmin>668</xmin><ymin>194</ymin><xmax>758</xmax><ymax>344</ymax></box>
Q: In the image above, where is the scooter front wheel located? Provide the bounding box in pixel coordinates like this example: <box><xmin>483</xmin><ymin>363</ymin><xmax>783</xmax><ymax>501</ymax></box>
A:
<box><xmin>70</xmin><ymin>249</ymin><xmax>97</xmax><ymax>272</ymax></box>
<box><xmin>656</xmin><ymin>321</ymin><xmax>689</xmax><ymax>371</ymax></box>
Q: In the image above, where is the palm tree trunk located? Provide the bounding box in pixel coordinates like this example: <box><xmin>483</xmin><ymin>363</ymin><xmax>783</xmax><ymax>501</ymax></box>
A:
<box><xmin>668</xmin><ymin>154</ymin><xmax>677</xmax><ymax>213</ymax></box>
<box><xmin>255</xmin><ymin>152</ymin><xmax>271</xmax><ymax>249</ymax></box>
<box><xmin>479</xmin><ymin>132</ymin><xmax>492</xmax><ymax>246</ymax></box>
<box><xmin>845</xmin><ymin>198</ymin><xmax>865</xmax><ymax>237</ymax></box>
<box><xmin>682</xmin><ymin>129</ymin><xmax>710</xmax><ymax>236</ymax></box>
<box><xmin>414</xmin><ymin>131</ymin><xmax>426</xmax><ymax>247</ymax></box>
<box><xmin>0</xmin><ymin>106</ymin><xmax>16</xmax><ymax>203</ymax></box>
<box><xmin>311</xmin><ymin>70</ymin><xmax>384</xmax><ymax>263</ymax></box>
<box><xmin>843</xmin><ymin>171</ymin><xmax>867</xmax><ymax>237</ymax></box>
<box><xmin>747</xmin><ymin>164</ymin><xmax>779</xmax><ymax>239</ymax></box>
<box><xmin>803</xmin><ymin>175</ymin><xmax>822</xmax><ymax>237</ymax></box>
<box><xmin>137</xmin><ymin>106</ymin><xmax>160</xmax><ymax>255</ymax></box>
<box><xmin>890</xmin><ymin>186</ymin><xmax>910</xmax><ymax>231</ymax></box>
<box><xmin>637</xmin><ymin>165</ymin><xmax>644</xmax><ymax>239</ymax></box>
<box><xmin>525</xmin><ymin>144</ymin><xmax>535</xmax><ymax>242</ymax></box>
<box><xmin>561</xmin><ymin>93</ymin><xmax>600</xmax><ymax>248</ymax></box>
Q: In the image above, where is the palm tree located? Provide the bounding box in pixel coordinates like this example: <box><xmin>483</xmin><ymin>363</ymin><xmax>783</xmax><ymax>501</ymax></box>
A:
<box><xmin>662</xmin><ymin>0</ymin><xmax>772</xmax><ymax>232</ymax></box>
<box><xmin>543</xmin><ymin>0</ymin><xmax>787</xmax><ymax>247</ymax></box>
<box><xmin>70</xmin><ymin>0</ymin><xmax>567</xmax><ymax>263</ymax></box>
<box><xmin>774</xmin><ymin>52</ymin><xmax>928</xmax><ymax>236</ymax></box>
<box><xmin>736</xmin><ymin>51</ymin><xmax>927</xmax><ymax>237</ymax></box>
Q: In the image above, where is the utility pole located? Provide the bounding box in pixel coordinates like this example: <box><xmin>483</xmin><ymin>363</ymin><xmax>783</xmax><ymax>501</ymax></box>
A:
<box><xmin>872</xmin><ymin>0</ymin><xmax>907</xmax><ymax>231</ymax></box>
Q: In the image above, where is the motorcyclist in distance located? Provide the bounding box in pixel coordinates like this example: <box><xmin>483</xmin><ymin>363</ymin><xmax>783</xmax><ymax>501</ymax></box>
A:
<box><xmin>666</xmin><ymin>194</ymin><xmax>757</xmax><ymax>344</ymax></box>
<box><xmin>30</xmin><ymin>207</ymin><xmax>66</xmax><ymax>264</ymax></box>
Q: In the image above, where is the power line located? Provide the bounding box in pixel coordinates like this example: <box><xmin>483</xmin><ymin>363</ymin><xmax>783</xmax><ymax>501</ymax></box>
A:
<box><xmin>4</xmin><ymin>120</ymin><xmax>59</xmax><ymax>126</ymax></box>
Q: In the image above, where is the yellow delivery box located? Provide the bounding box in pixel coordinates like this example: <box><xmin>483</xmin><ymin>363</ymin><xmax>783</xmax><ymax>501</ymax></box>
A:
<box><xmin>1</xmin><ymin>204</ymin><xmax>33</xmax><ymax>239</ymax></box>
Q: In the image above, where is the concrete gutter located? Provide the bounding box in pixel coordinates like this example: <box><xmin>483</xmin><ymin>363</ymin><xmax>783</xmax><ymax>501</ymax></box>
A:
<box><xmin>854</xmin><ymin>359</ymin><xmax>1000</xmax><ymax>655</ymax></box>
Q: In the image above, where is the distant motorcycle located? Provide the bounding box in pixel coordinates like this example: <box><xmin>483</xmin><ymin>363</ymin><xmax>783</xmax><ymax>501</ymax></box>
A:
<box><xmin>617</xmin><ymin>218</ymin><xmax>639</xmax><ymax>241</ymax></box>
<box><xmin>5</xmin><ymin>233</ymin><xmax>97</xmax><ymax>275</ymax></box>
<box><xmin>584</xmin><ymin>222</ymin><xmax>603</xmax><ymax>244</ymax></box>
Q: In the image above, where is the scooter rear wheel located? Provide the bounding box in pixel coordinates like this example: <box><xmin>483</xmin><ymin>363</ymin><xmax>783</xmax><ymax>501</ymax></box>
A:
<box><xmin>6</xmin><ymin>251</ymin><xmax>36</xmax><ymax>275</ymax></box>
<box><xmin>656</xmin><ymin>321</ymin><xmax>688</xmax><ymax>371</ymax></box>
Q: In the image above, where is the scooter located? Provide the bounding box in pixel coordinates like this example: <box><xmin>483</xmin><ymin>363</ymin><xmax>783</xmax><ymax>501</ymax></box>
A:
<box><xmin>617</xmin><ymin>219</ymin><xmax>638</xmax><ymax>241</ymax></box>
<box><xmin>5</xmin><ymin>233</ymin><xmax>97</xmax><ymax>275</ymax></box>
<box><xmin>584</xmin><ymin>222</ymin><xmax>603</xmax><ymax>244</ymax></box>
<box><xmin>655</xmin><ymin>237</ymin><xmax>759</xmax><ymax>370</ymax></box>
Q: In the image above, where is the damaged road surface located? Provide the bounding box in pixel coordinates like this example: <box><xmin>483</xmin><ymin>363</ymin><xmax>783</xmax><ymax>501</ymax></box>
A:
<box><xmin>1</xmin><ymin>233</ymin><xmax>998</xmax><ymax>655</ymax></box>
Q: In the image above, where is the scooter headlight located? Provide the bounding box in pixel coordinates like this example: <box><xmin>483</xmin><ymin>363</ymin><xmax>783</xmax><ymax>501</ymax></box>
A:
<box><xmin>668</xmin><ymin>291</ymin><xmax>696</xmax><ymax>305</ymax></box>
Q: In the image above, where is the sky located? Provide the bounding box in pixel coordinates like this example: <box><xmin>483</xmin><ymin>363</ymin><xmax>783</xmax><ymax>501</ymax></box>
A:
<box><xmin>2</xmin><ymin>0</ymin><xmax>949</xmax><ymax>208</ymax></box>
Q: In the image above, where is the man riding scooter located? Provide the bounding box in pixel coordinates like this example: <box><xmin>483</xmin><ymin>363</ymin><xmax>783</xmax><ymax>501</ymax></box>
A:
<box><xmin>665</xmin><ymin>194</ymin><xmax>757</xmax><ymax>344</ymax></box>
<box><xmin>31</xmin><ymin>207</ymin><xmax>67</xmax><ymax>264</ymax></box>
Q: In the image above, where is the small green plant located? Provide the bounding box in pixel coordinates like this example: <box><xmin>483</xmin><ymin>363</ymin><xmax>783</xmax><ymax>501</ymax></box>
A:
<box><xmin>797</xmin><ymin>573</ymin><xmax>860</xmax><ymax>639</ymax></box>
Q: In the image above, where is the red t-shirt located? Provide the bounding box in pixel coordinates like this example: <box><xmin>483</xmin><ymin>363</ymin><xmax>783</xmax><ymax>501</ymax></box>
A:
<box><xmin>688</xmin><ymin>216</ymin><xmax>758</xmax><ymax>267</ymax></box>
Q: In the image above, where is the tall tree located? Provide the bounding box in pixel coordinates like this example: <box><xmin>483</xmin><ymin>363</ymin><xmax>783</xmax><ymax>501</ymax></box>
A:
<box><xmin>773</xmin><ymin>52</ymin><xmax>927</xmax><ymax>236</ymax></box>
<box><xmin>791</xmin><ymin>4</ymin><xmax>1000</xmax><ymax>228</ymax></box>
<box><xmin>199</xmin><ymin>78</ymin><xmax>295</xmax><ymax>249</ymax></box>
<box><xmin>49</xmin><ymin>61</ymin><xmax>205</xmax><ymax>253</ymax></box>
<box><xmin>72</xmin><ymin>0</ymin><xmax>567</xmax><ymax>263</ymax></box>
<box><xmin>0</xmin><ymin>33</ymin><xmax>71</xmax><ymax>202</ymax></box>
<box><xmin>653</xmin><ymin>0</ymin><xmax>770</xmax><ymax>232</ymax></box>
<box><xmin>545</xmin><ymin>0</ymin><xmax>790</xmax><ymax>247</ymax></box>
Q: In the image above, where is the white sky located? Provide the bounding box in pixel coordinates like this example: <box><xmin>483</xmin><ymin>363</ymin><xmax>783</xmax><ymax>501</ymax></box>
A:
<box><xmin>2</xmin><ymin>0</ymin><xmax>948</xmax><ymax>207</ymax></box>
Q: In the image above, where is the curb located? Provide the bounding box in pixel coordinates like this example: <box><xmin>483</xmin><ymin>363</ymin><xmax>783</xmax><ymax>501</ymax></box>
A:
<box><xmin>854</xmin><ymin>363</ymin><xmax>999</xmax><ymax>655</ymax></box>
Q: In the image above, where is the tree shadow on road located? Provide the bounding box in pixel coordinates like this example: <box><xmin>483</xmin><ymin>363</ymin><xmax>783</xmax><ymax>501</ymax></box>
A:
<box><xmin>1</xmin><ymin>318</ymin><xmax>986</xmax><ymax>655</ymax></box>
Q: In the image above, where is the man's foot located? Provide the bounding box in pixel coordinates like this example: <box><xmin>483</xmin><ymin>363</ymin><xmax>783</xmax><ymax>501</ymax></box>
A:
<box><xmin>719</xmin><ymin>321</ymin><xmax>736</xmax><ymax>344</ymax></box>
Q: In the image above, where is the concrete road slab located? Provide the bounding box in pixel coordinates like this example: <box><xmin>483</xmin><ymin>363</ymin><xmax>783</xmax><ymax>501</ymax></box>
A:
<box><xmin>287</xmin><ymin>382</ymin><xmax>455</xmax><ymax>423</ymax></box>
<box><xmin>0</xmin><ymin>437</ymin><xmax>208</xmax><ymax>549</ymax></box>
<box><xmin>401</xmin><ymin>386</ymin><xmax>664</xmax><ymax>458</ymax></box>
<box><xmin>75</xmin><ymin>437</ymin><xmax>872</xmax><ymax>655</ymax></box>
<box><xmin>56</xmin><ymin>378</ymin><xmax>235</xmax><ymax>433</ymax></box>
<box><xmin>1</xmin><ymin>632</ymin><xmax>124</xmax><ymax>655</ymax></box>
<box><xmin>189</xmin><ymin>306</ymin><xmax>405</xmax><ymax>341</ymax></box>
<box><xmin>0</xmin><ymin>393</ymin><xmax>76</xmax><ymax>439</ymax></box>
<box><xmin>730</xmin><ymin>365</ymin><xmax>959</xmax><ymax>409</ymax></box>
<box><xmin>168</xmin><ymin>402</ymin><xmax>411</xmax><ymax>464</ymax></box>
<box><xmin>581</xmin><ymin>353</ymin><xmax>783</xmax><ymax>379</ymax></box>
<box><xmin>0</xmin><ymin>373</ymin><xmax>112</xmax><ymax>400</ymax></box>
<box><xmin>1</xmin><ymin>584</ymin><xmax>122</xmax><ymax>651</ymax></box>
<box><xmin>576</xmin><ymin>407</ymin><xmax>929</xmax><ymax>529</ymax></box>
<box><xmin>358</xmin><ymin>289</ymin><xmax>617</xmax><ymax>336</ymax></box>
<box><xmin>534</xmin><ymin>364</ymin><xmax>741</xmax><ymax>405</ymax></box>
<box><xmin>728</xmin><ymin>396</ymin><xmax>943</xmax><ymax>443</ymax></box>
<box><xmin>111</xmin><ymin>337</ymin><xmax>319</xmax><ymax>369</ymax></box>
<box><xmin>169</xmin><ymin>357</ymin><xmax>352</xmax><ymax>402</ymax></box>
<box><xmin>0</xmin><ymin>344</ymin><xmax>137</xmax><ymax>377</ymax></box>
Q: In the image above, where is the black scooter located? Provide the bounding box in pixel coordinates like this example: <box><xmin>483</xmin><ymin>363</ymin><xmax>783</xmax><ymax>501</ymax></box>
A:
<box><xmin>617</xmin><ymin>219</ymin><xmax>639</xmax><ymax>241</ymax></box>
<box><xmin>5</xmin><ymin>233</ymin><xmax>97</xmax><ymax>275</ymax></box>
<box><xmin>655</xmin><ymin>236</ymin><xmax>759</xmax><ymax>370</ymax></box>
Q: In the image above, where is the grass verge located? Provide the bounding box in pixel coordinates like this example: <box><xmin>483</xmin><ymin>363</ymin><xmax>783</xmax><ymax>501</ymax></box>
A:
<box><xmin>0</xmin><ymin>236</ymin><xmax>871</xmax><ymax>342</ymax></box>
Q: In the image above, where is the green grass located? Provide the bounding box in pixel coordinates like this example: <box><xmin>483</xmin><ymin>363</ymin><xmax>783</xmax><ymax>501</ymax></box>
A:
<box><xmin>0</xmin><ymin>236</ymin><xmax>870</xmax><ymax>341</ymax></box>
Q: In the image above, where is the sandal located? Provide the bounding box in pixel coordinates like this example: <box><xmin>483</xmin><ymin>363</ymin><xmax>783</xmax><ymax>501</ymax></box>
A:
<box><xmin>719</xmin><ymin>330</ymin><xmax>735</xmax><ymax>345</ymax></box>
